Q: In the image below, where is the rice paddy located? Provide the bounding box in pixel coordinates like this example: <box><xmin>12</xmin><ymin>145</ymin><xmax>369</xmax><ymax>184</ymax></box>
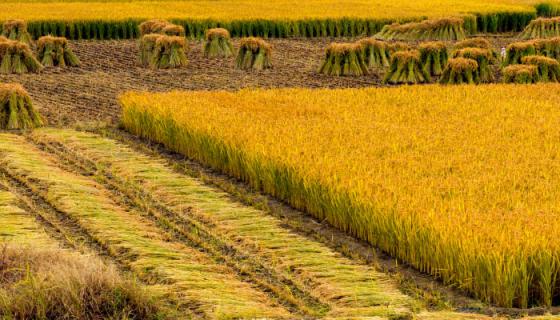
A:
<box><xmin>3</xmin><ymin>0</ymin><xmax>560</xmax><ymax>318</ymax></box>
<box><xmin>120</xmin><ymin>85</ymin><xmax>560</xmax><ymax>309</ymax></box>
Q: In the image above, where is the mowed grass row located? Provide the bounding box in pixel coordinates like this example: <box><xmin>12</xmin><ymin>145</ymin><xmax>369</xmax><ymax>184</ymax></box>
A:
<box><xmin>120</xmin><ymin>84</ymin><xmax>560</xmax><ymax>309</ymax></box>
<box><xmin>31</xmin><ymin>128</ymin><xmax>417</xmax><ymax>318</ymax></box>
<box><xmin>0</xmin><ymin>133</ymin><xmax>292</xmax><ymax>319</ymax></box>
<box><xmin>0</xmin><ymin>188</ymin><xmax>60</xmax><ymax>248</ymax></box>
<box><xmin>0</xmin><ymin>0</ymin><xmax>551</xmax><ymax>39</ymax></box>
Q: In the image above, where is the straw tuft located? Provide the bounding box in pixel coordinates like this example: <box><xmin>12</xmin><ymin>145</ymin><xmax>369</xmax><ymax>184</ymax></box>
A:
<box><xmin>235</xmin><ymin>37</ymin><xmax>272</xmax><ymax>70</ymax></box>
<box><xmin>37</xmin><ymin>36</ymin><xmax>80</xmax><ymax>68</ymax></box>
<box><xmin>204</xmin><ymin>28</ymin><xmax>234</xmax><ymax>58</ymax></box>
<box><xmin>0</xmin><ymin>83</ymin><xmax>43</xmax><ymax>130</ymax></box>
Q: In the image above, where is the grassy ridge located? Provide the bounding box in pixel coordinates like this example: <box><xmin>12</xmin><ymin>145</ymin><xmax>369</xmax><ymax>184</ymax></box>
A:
<box><xmin>120</xmin><ymin>85</ymin><xmax>560</xmax><ymax>309</ymax></box>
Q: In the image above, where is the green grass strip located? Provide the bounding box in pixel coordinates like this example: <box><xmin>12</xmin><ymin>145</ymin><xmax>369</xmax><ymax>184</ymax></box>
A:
<box><xmin>0</xmin><ymin>133</ymin><xmax>291</xmax><ymax>319</ymax></box>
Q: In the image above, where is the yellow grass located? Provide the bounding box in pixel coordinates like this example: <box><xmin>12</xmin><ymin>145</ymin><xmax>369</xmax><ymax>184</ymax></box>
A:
<box><xmin>0</xmin><ymin>0</ymin><xmax>547</xmax><ymax>21</ymax></box>
<box><xmin>121</xmin><ymin>84</ymin><xmax>560</xmax><ymax>309</ymax></box>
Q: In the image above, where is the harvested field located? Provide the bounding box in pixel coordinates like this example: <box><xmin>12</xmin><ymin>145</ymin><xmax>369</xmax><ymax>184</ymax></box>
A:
<box><xmin>0</xmin><ymin>36</ymin><xmax>517</xmax><ymax>126</ymax></box>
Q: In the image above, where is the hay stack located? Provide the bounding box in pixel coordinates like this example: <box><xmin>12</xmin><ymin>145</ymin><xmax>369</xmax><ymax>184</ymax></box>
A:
<box><xmin>503</xmin><ymin>41</ymin><xmax>537</xmax><ymax>65</ymax></box>
<box><xmin>2</xmin><ymin>20</ymin><xmax>32</xmax><ymax>45</ymax></box>
<box><xmin>319</xmin><ymin>43</ymin><xmax>368</xmax><ymax>76</ymax></box>
<box><xmin>37</xmin><ymin>36</ymin><xmax>80</xmax><ymax>67</ymax></box>
<box><xmin>204</xmin><ymin>28</ymin><xmax>234</xmax><ymax>58</ymax></box>
<box><xmin>235</xmin><ymin>37</ymin><xmax>272</xmax><ymax>71</ymax></box>
<box><xmin>533</xmin><ymin>37</ymin><xmax>560</xmax><ymax>60</ymax></box>
<box><xmin>419</xmin><ymin>41</ymin><xmax>448</xmax><ymax>76</ymax></box>
<box><xmin>439</xmin><ymin>57</ymin><xmax>480</xmax><ymax>84</ymax></box>
<box><xmin>150</xmin><ymin>35</ymin><xmax>188</xmax><ymax>69</ymax></box>
<box><xmin>519</xmin><ymin>17</ymin><xmax>560</xmax><ymax>39</ymax></box>
<box><xmin>376</xmin><ymin>17</ymin><xmax>466</xmax><ymax>41</ymax></box>
<box><xmin>453</xmin><ymin>48</ymin><xmax>494</xmax><ymax>82</ymax></box>
<box><xmin>383</xmin><ymin>50</ymin><xmax>430</xmax><ymax>84</ymax></box>
<box><xmin>139</xmin><ymin>19</ymin><xmax>185</xmax><ymax>36</ymax></box>
<box><xmin>138</xmin><ymin>34</ymin><xmax>161</xmax><ymax>67</ymax></box>
<box><xmin>521</xmin><ymin>55</ymin><xmax>560</xmax><ymax>82</ymax></box>
<box><xmin>0</xmin><ymin>37</ymin><xmax>42</xmax><ymax>74</ymax></box>
<box><xmin>503</xmin><ymin>65</ymin><xmax>540</xmax><ymax>83</ymax></box>
<box><xmin>357</xmin><ymin>38</ymin><xmax>389</xmax><ymax>68</ymax></box>
<box><xmin>0</xmin><ymin>83</ymin><xmax>43</xmax><ymax>130</ymax></box>
<box><xmin>454</xmin><ymin>37</ymin><xmax>499</xmax><ymax>60</ymax></box>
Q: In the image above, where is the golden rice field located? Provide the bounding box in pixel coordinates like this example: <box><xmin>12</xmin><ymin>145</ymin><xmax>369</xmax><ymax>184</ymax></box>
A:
<box><xmin>0</xmin><ymin>0</ymin><xmax>548</xmax><ymax>21</ymax></box>
<box><xmin>121</xmin><ymin>84</ymin><xmax>560</xmax><ymax>309</ymax></box>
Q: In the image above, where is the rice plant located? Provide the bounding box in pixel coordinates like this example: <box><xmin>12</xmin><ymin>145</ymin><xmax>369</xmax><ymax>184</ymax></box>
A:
<box><xmin>203</xmin><ymin>28</ymin><xmax>234</xmax><ymax>58</ymax></box>
<box><xmin>139</xmin><ymin>19</ymin><xmax>185</xmax><ymax>36</ymax></box>
<box><xmin>503</xmin><ymin>41</ymin><xmax>537</xmax><ymax>65</ymax></box>
<box><xmin>149</xmin><ymin>35</ymin><xmax>188</xmax><ymax>69</ymax></box>
<box><xmin>0</xmin><ymin>83</ymin><xmax>43</xmax><ymax>130</ymax></box>
<box><xmin>0</xmin><ymin>38</ymin><xmax>43</xmax><ymax>74</ymax></box>
<box><xmin>521</xmin><ymin>55</ymin><xmax>560</xmax><ymax>82</ymax></box>
<box><xmin>439</xmin><ymin>57</ymin><xmax>480</xmax><ymax>84</ymax></box>
<box><xmin>419</xmin><ymin>41</ymin><xmax>448</xmax><ymax>76</ymax></box>
<box><xmin>383</xmin><ymin>50</ymin><xmax>430</xmax><ymax>84</ymax></box>
<box><xmin>503</xmin><ymin>64</ymin><xmax>539</xmax><ymax>83</ymax></box>
<box><xmin>376</xmin><ymin>17</ymin><xmax>466</xmax><ymax>41</ymax></box>
<box><xmin>36</xmin><ymin>36</ymin><xmax>80</xmax><ymax>67</ymax></box>
<box><xmin>519</xmin><ymin>17</ymin><xmax>560</xmax><ymax>39</ymax></box>
<box><xmin>357</xmin><ymin>38</ymin><xmax>389</xmax><ymax>68</ymax></box>
<box><xmin>318</xmin><ymin>43</ymin><xmax>368</xmax><ymax>76</ymax></box>
<box><xmin>235</xmin><ymin>37</ymin><xmax>272</xmax><ymax>70</ymax></box>
<box><xmin>452</xmin><ymin>47</ymin><xmax>494</xmax><ymax>82</ymax></box>
<box><xmin>1</xmin><ymin>20</ymin><xmax>32</xmax><ymax>45</ymax></box>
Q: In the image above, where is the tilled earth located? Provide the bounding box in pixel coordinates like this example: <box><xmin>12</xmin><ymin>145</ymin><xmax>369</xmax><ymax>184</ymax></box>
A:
<box><xmin>0</xmin><ymin>38</ymin><xmax>383</xmax><ymax>126</ymax></box>
<box><xmin>0</xmin><ymin>35</ymin><xmax>515</xmax><ymax>126</ymax></box>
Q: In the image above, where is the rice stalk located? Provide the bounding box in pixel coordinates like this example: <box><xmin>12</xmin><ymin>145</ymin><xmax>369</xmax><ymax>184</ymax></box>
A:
<box><xmin>439</xmin><ymin>57</ymin><xmax>480</xmax><ymax>84</ymax></box>
<box><xmin>503</xmin><ymin>64</ymin><xmax>539</xmax><ymax>83</ymax></box>
<box><xmin>149</xmin><ymin>35</ymin><xmax>188</xmax><ymax>69</ymax></box>
<box><xmin>1</xmin><ymin>20</ymin><xmax>32</xmax><ymax>45</ymax></box>
<box><xmin>521</xmin><ymin>55</ymin><xmax>560</xmax><ymax>82</ymax></box>
<box><xmin>0</xmin><ymin>83</ymin><xmax>43</xmax><ymax>130</ymax></box>
<box><xmin>503</xmin><ymin>41</ymin><xmax>537</xmax><ymax>65</ymax></box>
<box><xmin>139</xmin><ymin>19</ymin><xmax>185</xmax><ymax>36</ymax></box>
<box><xmin>318</xmin><ymin>42</ymin><xmax>368</xmax><ymax>76</ymax></box>
<box><xmin>375</xmin><ymin>17</ymin><xmax>466</xmax><ymax>41</ymax></box>
<box><xmin>36</xmin><ymin>36</ymin><xmax>80</xmax><ymax>68</ymax></box>
<box><xmin>519</xmin><ymin>17</ymin><xmax>560</xmax><ymax>39</ymax></box>
<box><xmin>419</xmin><ymin>41</ymin><xmax>448</xmax><ymax>76</ymax></box>
<box><xmin>452</xmin><ymin>47</ymin><xmax>494</xmax><ymax>82</ymax></box>
<box><xmin>235</xmin><ymin>37</ymin><xmax>272</xmax><ymax>70</ymax></box>
<box><xmin>357</xmin><ymin>38</ymin><xmax>389</xmax><ymax>68</ymax></box>
<box><xmin>383</xmin><ymin>49</ymin><xmax>430</xmax><ymax>84</ymax></box>
<box><xmin>0</xmin><ymin>38</ymin><xmax>42</xmax><ymax>74</ymax></box>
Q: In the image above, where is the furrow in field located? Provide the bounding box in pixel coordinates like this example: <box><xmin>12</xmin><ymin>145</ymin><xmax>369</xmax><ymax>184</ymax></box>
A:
<box><xmin>32</xmin><ymin>128</ymin><xmax>417</xmax><ymax>318</ymax></box>
<box><xmin>0</xmin><ymin>133</ymin><xmax>291</xmax><ymax>319</ymax></box>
